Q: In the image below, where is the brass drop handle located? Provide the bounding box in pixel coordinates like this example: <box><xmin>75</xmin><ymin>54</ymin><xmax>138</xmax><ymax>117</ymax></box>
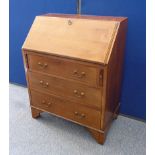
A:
<box><xmin>39</xmin><ymin>81</ymin><xmax>49</xmax><ymax>88</ymax></box>
<box><xmin>38</xmin><ymin>62</ymin><xmax>48</xmax><ymax>68</ymax></box>
<box><xmin>41</xmin><ymin>100</ymin><xmax>52</xmax><ymax>107</ymax></box>
<box><xmin>74</xmin><ymin>112</ymin><xmax>86</xmax><ymax>119</ymax></box>
<box><xmin>73</xmin><ymin>70</ymin><xmax>86</xmax><ymax>78</ymax></box>
<box><xmin>73</xmin><ymin>90</ymin><xmax>85</xmax><ymax>98</ymax></box>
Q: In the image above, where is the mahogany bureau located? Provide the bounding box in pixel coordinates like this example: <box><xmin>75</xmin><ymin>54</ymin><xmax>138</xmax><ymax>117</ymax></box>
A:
<box><xmin>22</xmin><ymin>14</ymin><xmax>127</xmax><ymax>144</ymax></box>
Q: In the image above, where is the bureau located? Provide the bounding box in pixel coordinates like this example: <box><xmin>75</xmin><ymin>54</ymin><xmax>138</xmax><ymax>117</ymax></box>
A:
<box><xmin>22</xmin><ymin>14</ymin><xmax>127</xmax><ymax>144</ymax></box>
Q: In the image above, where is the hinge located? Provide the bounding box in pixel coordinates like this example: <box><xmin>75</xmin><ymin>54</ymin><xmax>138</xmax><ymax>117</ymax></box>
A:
<box><xmin>99</xmin><ymin>69</ymin><xmax>104</xmax><ymax>86</ymax></box>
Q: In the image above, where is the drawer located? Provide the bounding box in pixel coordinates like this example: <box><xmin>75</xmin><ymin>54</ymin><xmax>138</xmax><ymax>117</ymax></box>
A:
<box><xmin>28</xmin><ymin>54</ymin><xmax>101</xmax><ymax>87</ymax></box>
<box><xmin>30</xmin><ymin>90</ymin><xmax>101</xmax><ymax>129</ymax></box>
<box><xmin>28</xmin><ymin>71</ymin><xmax>102</xmax><ymax>109</ymax></box>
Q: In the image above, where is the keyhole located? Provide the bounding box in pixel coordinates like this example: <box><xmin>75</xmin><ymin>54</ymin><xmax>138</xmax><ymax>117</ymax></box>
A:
<box><xmin>68</xmin><ymin>20</ymin><xmax>72</xmax><ymax>25</ymax></box>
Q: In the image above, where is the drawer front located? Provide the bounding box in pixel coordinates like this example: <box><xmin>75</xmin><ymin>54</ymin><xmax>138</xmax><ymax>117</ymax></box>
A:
<box><xmin>30</xmin><ymin>90</ymin><xmax>101</xmax><ymax>129</ymax></box>
<box><xmin>28</xmin><ymin>54</ymin><xmax>99</xmax><ymax>87</ymax></box>
<box><xmin>28</xmin><ymin>71</ymin><xmax>101</xmax><ymax>109</ymax></box>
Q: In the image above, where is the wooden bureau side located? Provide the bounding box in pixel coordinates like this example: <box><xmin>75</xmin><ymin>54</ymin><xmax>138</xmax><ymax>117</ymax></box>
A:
<box><xmin>101</xmin><ymin>19</ymin><xmax>128</xmax><ymax>133</ymax></box>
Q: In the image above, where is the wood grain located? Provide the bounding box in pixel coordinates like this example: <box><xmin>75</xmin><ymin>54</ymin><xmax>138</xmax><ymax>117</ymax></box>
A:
<box><xmin>102</xmin><ymin>18</ymin><xmax>128</xmax><ymax>130</ymax></box>
<box><xmin>28</xmin><ymin>53</ymin><xmax>99</xmax><ymax>87</ymax></box>
<box><xmin>31</xmin><ymin>90</ymin><xmax>101</xmax><ymax>129</ymax></box>
<box><xmin>44</xmin><ymin>14</ymin><xmax>127</xmax><ymax>22</ymax></box>
<box><xmin>22</xmin><ymin>16</ymin><xmax>118</xmax><ymax>64</ymax></box>
<box><xmin>28</xmin><ymin>71</ymin><xmax>102</xmax><ymax>109</ymax></box>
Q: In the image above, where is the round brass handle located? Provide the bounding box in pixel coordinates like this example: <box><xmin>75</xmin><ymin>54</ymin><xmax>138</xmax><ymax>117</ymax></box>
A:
<box><xmin>80</xmin><ymin>92</ymin><xmax>85</xmax><ymax>96</ymax></box>
<box><xmin>45</xmin><ymin>82</ymin><xmax>49</xmax><ymax>87</ymax></box>
<box><xmin>47</xmin><ymin>102</ymin><xmax>51</xmax><ymax>105</ymax></box>
<box><xmin>43</xmin><ymin>82</ymin><xmax>49</xmax><ymax>88</ymax></box>
<box><xmin>81</xmin><ymin>72</ymin><xmax>85</xmax><ymax>76</ymax></box>
<box><xmin>44</xmin><ymin>63</ymin><xmax>48</xmax><ymax>67</ymax></box>
<box><xmin>73</xmin><ymin>70</ymin><xmax>78</xmax><ymax>74</ymax></box>
<box><xmin>74</xmin><ymin>111</ymin><xmax>78</xmax><ymax>115</ymax></box>
<box><xmin>74</xmin><ymin>90</ymin><xmax>78</xmax><ymax>94</ymax></box>
<box><xmin>80</xmin><ymin>113</ymin><xmax>86</xmax><ymax>118</ymax></box>
<box><xmin>40</xmin><ymin>80</ymin><xmax>43</xmax><ymax>84</ymax></box>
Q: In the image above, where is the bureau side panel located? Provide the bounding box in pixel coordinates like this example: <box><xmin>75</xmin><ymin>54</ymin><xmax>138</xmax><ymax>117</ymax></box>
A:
<box><xmin>22</xmin><ymin>50</ymin><xmax>33</xmax><ymax>107</ymax></box>
<box><xmin>102</xmin><ymin>19</ymin><xmax>128</xmax><ymax>130</ymax></box>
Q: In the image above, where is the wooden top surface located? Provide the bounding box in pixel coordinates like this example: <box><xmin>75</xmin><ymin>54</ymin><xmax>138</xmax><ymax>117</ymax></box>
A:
<box><xmin>22</xmin><ymin>14</ymin><xmax>121</xmax><ymax>64</ymax></box>
<box><xmin>44</xmin><ymin>13</ymin><xmax>127</xmax><ymax>22</ymax></box>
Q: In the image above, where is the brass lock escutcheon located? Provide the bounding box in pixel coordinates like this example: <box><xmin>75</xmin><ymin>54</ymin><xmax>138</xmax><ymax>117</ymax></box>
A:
<box><xmin>68</xmin><ymin>20</ymin><xmax>72</xmax><ymax>25</ymax></box>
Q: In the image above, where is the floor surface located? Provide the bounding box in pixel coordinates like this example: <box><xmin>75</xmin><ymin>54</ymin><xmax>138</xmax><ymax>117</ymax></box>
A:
<box><xmin>9</xmin><ymin>84</ymin><xmax>146</xmax><ymax>155</ymax></box>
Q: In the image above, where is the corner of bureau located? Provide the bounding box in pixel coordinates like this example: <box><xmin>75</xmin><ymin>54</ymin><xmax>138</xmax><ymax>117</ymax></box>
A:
<box><xmin>22</xmin><ymin>14</ymin><xmax>128</xmax><ymax>144</ymax></box>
